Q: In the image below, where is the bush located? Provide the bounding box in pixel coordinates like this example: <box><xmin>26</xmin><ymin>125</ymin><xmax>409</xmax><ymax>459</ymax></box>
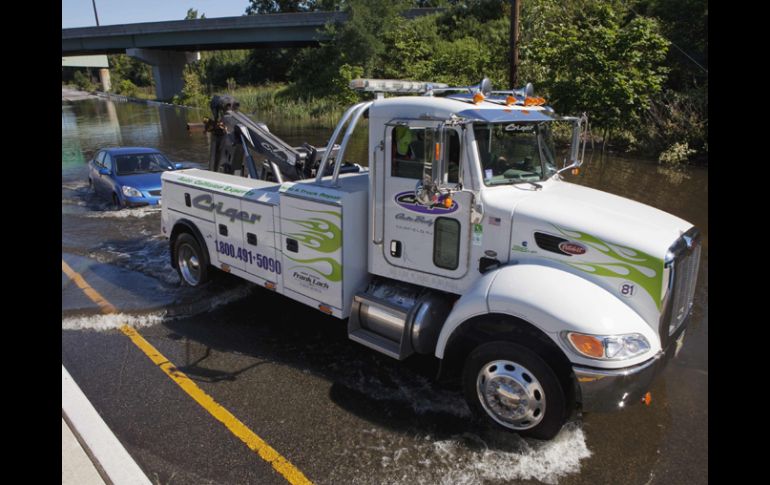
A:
<box><xmin>73</xmin><ymin>70</ymin><xmax>96</xmax><ymax>92</ymax></box>
<box><xmin>635</xmin><ymin>89</ymin><xmax>708</xmax><ymax>163</ymax></box>
<box><xmin>658</xmin><ymin>141</ymin><xmax>696</xmax><ymax>166</ymax></box>
<box><xmin>115</xmin><ymin>79</ymin><xmax>139</xmax><ymax>97</ymax></box>
<box><xmin>172</xmin><ymin>66</ymin><xmax>208</xmax><ymax>107</ymax></box>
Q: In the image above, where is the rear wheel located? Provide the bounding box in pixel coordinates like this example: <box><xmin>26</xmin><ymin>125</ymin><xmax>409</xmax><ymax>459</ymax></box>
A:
<box><xmin>462</xmin><ymin>341</ymin><xmax>567</xmax><ymax>440</ymax></box>
<box><xmin>174</xmin><ymin>233</ymin><xmax>209</xmax><ymax>287</ymax></box>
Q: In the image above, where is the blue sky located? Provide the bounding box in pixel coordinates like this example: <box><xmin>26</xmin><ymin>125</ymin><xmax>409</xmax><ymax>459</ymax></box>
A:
<box><xmin>62</xmin><ymin>0</ymin><xmax>250</xmax><ymax>28</ymax></box>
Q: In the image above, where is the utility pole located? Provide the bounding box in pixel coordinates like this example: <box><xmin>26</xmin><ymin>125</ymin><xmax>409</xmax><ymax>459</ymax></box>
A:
<box><xmin>91</xmin><ymin>0</ymin><xmax>110</xmax><ymax>92</ymax></box>
<box><xmin>509</xmin><ymin>0</ymin><xmax>520</xmax><ymax>89</ymax></box>
<box><xmin>92</xmin><ymin>0</ymin><xmax>100</xmax><ymax>26</ymax></box>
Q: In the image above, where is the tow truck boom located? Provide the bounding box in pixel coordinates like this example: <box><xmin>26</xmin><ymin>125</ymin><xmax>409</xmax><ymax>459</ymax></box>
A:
<box><xmin>205</xmin><ymin>94</ymin><xmax>348</xmax><ymax>182</ymax></box>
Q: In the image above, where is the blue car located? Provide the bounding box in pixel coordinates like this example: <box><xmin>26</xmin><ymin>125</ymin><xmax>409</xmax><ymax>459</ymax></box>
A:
<box><xmin>87</xmin><ymin>147</ymin><xmax>183</xmax><ymax>207</ymax></box>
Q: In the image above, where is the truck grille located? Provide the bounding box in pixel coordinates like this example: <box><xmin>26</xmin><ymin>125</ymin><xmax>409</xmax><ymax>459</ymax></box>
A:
<box><xmin>661</xmin><ymin>229</ymin><xmax>701</xmax><ymax>340</ymax></box>
<box><xmin>534</xmin><ymin>232</ymin><xmax>569</xmax><ymax>255</ymax></box>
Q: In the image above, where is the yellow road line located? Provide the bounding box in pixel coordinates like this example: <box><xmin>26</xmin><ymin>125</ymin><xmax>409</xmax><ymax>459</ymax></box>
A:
<box><xmin>62</xmin><ymin>260</ymin><xmax>118</xmax><ymax>314</ymax></box>
<box><xmin>62</xmin><ymin>259</ymin><xmax>313</xmax><ymax>485</ymax></box>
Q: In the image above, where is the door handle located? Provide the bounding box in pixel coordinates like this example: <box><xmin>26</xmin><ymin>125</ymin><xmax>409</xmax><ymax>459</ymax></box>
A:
<box><xmin>390</xmin><ymin>240</ymin><xmax>402</xmax><ymax>258</ymax></box>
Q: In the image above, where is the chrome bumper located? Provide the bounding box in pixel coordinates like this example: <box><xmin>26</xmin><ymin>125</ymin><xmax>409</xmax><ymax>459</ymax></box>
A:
<box><xmin>574</xmin><ymin>323</ymin><xmax>687</xmax><ymax>412</ymax></box>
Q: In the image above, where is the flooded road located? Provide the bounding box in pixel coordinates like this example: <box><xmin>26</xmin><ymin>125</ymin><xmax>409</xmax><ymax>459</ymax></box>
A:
<box><xmin>62</xmin><ymin>96</ymin><xmax>707</xmax><ymax>484</ymax></box>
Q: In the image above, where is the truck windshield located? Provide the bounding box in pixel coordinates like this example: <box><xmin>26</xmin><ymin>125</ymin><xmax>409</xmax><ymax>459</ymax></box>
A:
<box><xmin>473</xmin><ymin>122</ymin><xmax>558</xmax><ymax>185</ymax></box>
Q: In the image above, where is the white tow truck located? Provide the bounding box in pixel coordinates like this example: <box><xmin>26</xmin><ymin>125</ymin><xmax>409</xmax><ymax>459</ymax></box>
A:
<box><xmin>160</xmin><ymin>78</ymin><xmax>701</xmax><ymax>439</ymax></box>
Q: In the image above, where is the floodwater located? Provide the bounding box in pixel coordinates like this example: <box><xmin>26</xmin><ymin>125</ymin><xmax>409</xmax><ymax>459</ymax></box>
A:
<box><xmin>62</xmin><ymin>96</ymin><xmax>707</xmax><ymax>484</ymax></box>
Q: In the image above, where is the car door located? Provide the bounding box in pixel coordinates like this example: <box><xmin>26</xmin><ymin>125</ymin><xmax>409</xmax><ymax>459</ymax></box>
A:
<box><xmin>99</xmin><ymin>153</ymin><xmax>115</xmax><ymax>197</ymax></box>
<box><xmin>90</xmin><ymin>151</ymin><xmax>104</xmax><ymax>195</ymax></box>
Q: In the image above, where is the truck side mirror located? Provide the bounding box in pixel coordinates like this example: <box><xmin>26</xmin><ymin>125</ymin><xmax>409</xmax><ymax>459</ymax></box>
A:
<box><xmin>415</xmin><ymin>178</ymin><xmax>436</xmax><ymax>206</ymax></box>
<box><xmin>568</xmin><ymin>113</ymin><xmax>589</xmax><ymax>168</ymax></box>
<box><xmin>414</xmin><ymin>128</ymin><xmax>439</xmax><ymax>206</ymax></box>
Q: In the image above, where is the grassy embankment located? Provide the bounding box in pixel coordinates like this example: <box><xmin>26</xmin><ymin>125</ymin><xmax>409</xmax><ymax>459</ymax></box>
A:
<box><xmin>198</xmin><ymin>84</ymin><xmax>346</xmax><ymax>126</ymax></box>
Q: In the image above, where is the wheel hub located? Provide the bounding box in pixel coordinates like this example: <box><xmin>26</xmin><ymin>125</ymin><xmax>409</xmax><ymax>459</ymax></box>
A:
<box><xmin>178</xmin><ymin>245</ymin><xmax>201</xmax><ymax>285</ymax></box>
<box><xmin>477</xmin><ymin>360</ymin><xmax>545</xmax><ymax>430</ymax></box>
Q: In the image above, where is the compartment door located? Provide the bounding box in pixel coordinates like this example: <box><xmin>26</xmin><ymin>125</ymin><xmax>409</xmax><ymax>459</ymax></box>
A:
<box><xmin>211</xmin><ymin>194</ymin><xmax>246</xmax><ymax>272</ymax></box>
<box><xmin>280</xmin><ymin>200</ymin><xmax>343</xmax><ymax>309</ymax></box>
<box><xmin>240</xmin><ymin>200</ymin><xmax>282</xmax><ymax>285</ymax></box>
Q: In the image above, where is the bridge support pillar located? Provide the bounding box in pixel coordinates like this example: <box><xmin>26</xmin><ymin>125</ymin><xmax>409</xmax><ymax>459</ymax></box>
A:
<box><xmin>126</xmin><ymin>48</ymin><xmax>200</xmax><ymax>100</ymax></box>
<box><xmin>98</xmin><ymin>68</ymin><xmax>111</xmax><ymax>92</ymax></box>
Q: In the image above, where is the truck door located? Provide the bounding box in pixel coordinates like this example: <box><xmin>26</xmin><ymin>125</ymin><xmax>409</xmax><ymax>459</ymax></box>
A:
<box><xmin>381</xmin><ymin>123</ymin><xmax>472</xmax><ymax>279</ymax></box>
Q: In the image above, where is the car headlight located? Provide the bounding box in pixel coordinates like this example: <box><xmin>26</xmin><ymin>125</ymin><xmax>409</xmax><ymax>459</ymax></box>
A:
<box><xmin>563</xmin><ymin>332</ymin><xmax>651</xmax><ymax>361</ymax></box>
<box><xmin>122</xmin><ymin>186</ymin><xmax>143</xmax><ymax>198</ymax></box>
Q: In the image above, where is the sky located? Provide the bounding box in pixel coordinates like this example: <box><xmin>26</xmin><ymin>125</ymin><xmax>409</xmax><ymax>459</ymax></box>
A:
<box><xmin>62</xmin><ymin>0</ymin><xmax>250</xmax><ymax>28</ymax></box>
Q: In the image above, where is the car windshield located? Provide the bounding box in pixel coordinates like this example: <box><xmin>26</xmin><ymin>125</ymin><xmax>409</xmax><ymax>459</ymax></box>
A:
<box><xmin>115</xmin><ymin>153</ymin><xmax>173</xmax><ymax>175</ymax></box>
<box><xmin>473</xmin><ymin>122</ymin><xmax>558</xmax><ymax>185</ymax></box>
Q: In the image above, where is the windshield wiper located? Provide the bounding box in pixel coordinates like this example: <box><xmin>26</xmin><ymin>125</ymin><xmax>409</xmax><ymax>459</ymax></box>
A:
<box><xmin>492</xmin><ymin>179</ymin><xmax>543</xmax><ymax>190</ymax></box>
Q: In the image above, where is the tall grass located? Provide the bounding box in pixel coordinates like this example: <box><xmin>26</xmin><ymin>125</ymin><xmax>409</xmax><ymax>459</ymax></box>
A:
<box><xmin>224</xmin><ymin>84</ymin><xmax>346</xmax><ymax>126</ymax></box>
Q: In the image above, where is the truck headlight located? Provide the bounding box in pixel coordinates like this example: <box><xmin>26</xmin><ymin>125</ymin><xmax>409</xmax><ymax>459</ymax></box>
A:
<box><xmin>122</xmin><ymin>186</ymin><xmax>142</xmax><ymax>198</ymax></box>
<box><xmin>563</xmin><ymin>332</ymin><xmax>651</xmax><ymax>360</ymax></box>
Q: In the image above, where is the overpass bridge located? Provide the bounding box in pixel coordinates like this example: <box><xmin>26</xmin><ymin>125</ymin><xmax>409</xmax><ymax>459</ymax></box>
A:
<box><xmin>62</xmin><ymin>9</ymin><xmax>441</xmax><ymax>99</ymax></box>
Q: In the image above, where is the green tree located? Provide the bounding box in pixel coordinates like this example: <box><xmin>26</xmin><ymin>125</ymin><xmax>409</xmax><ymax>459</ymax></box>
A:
<box><xmin>173</xmin><ymin>65</ymin><xmax>208</xmax><ymax>107</ymax></box>
<box><xmin>245</xmin><ymin>0</ymin><xmax>341</xmax><ymax>14</ymax></box>
<box><xmin>115</xmin><ymin>79</ymin><xmax>139</xmax><ymax>97</ymax></box>
<box><xmin>108</xmin><ymin>54</ymin><xmax>153</xmax><ymax>89</ymax></box>
<box><xmin>288</xmin><ymin>0</ymin><xmax>410</xmax><ymax>99</ymax></box>
<box><xmin>632</xmin><ymin>0</ymin><xmax>707</xmax><ymax>91</ymax></box>
<box><xmin>185</xmin><ymin>8</ymin><xmax>205</xmax><ymax>19</ymax></box>
<box><xmin>73</xmin><ymin>70</ymin><xmax>96</xmax><ymax>92</ymax></box>
<box><xmin>242</xmin><ymin>1</ymin><xmax>344</xmax><ymax>86</ymax></box>
<box><xmin>528</xmin><ymin>1</ymin><xmax>669</xmax><ymax>144</ymax></box>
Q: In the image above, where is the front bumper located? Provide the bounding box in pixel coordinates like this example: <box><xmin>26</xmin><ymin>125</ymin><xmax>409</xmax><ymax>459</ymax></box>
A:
<box><xmin>573</xmin><ymin>320</ymin><xmax>688</xmax><ymax>412</ymax></box>
<box><xmin>123</xmin><ymin>196</ymin><xmax>161</xmax><ymax>207</ymax></box>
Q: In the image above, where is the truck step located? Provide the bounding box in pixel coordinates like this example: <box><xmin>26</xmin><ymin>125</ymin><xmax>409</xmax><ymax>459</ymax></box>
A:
<box><xmin>348</xmin><ymin>329</ymin><xmax>403</xmax><ymax>360</ymax></box>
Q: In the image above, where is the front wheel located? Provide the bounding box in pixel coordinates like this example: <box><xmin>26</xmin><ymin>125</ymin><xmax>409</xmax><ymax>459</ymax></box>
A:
<box><xmin>174</xmin><ymin>233</ymin><xmax>210</xmax><ymax>287</ymax></box>
<box><xmin>462</xmin><ymin>341</ymin><xmax>567</xmax><ymax>440</ymax></box>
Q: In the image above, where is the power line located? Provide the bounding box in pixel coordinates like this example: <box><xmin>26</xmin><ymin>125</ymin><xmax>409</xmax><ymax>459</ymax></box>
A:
<box><xmin>628</xmin><ymin>5</ymin><xmax>708</xmax><ymax>74</ymax></box>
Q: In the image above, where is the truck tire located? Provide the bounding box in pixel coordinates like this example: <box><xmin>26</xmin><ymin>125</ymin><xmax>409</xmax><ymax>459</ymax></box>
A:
<box><xmin>462</xmin><ymin>341</ymin><xmax>567</xmax><ymax>440</ymax></box>
<box><xmin>174</xmin><ymin>233</ymin><xmax>210</xmax><ymax>287</ymax></box>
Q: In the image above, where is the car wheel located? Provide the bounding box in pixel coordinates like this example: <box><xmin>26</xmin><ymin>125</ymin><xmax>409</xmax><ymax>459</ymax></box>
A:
<box><xmin>174</xmin><ymin>233</ymin><xmax>209</xmax><ymax>287</ymax></box>
<box><xmin>462</xmin><ymin>341</ymin><xmax>567</xmax><ymax>440</ymax></box>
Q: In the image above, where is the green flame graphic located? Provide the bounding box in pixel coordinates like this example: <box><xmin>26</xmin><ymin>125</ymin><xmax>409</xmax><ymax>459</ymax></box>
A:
<box><xmin>552</xmin><ymin>225</ymin><xmax>664</xmax><ymax>309</ymax></box>
<box><xmin>284</xmin><ymin>208</ymin><xmax>343</xmax><ymax>283</ymax></box>
<box><xmin>285</xmin><ymin>256</ymin><xmax>343</xmax><ymax>282</ymax></box>
<box><xmin>286</xmin><ymin>209</ymin><xmax>342</xmax><ymax>254</ymax></box>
